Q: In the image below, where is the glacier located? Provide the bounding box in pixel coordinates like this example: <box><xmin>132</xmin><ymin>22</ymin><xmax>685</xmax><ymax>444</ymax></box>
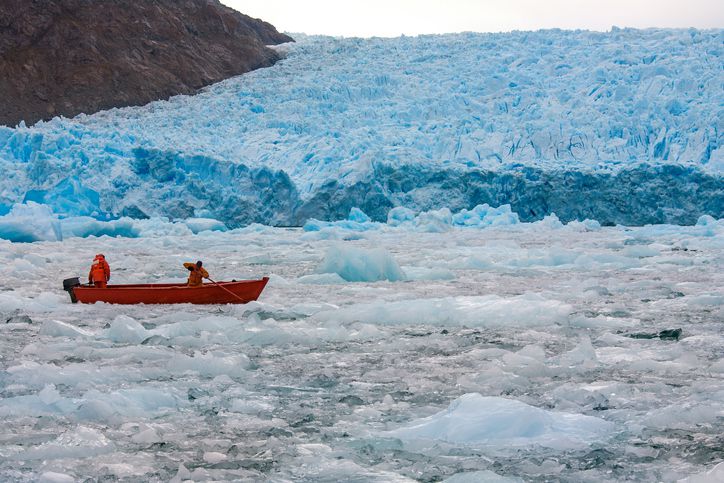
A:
<box><xmin>0</xmin><ymin>29</ymin><xmax>722</xmax><ymax>229</ymax></box>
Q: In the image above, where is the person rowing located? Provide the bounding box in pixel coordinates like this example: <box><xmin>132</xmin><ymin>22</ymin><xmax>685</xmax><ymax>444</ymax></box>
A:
<box><xmin>183</xmin><ymin>260</ymin><xmax>209</xmax><ymax>287</ymax></box>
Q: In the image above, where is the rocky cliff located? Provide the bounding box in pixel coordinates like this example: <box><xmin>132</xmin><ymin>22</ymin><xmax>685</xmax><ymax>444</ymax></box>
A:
<box><xmin>0</xmin><ymin>0</ymin><xmax>293</xmax><ymax>127</ymax></box>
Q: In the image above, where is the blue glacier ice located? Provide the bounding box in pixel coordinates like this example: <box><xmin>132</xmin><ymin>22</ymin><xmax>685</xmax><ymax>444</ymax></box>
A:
<box><xmin>0</xmin><ymin>203</ymin><xmax>62</xmax><ymax>243</ymax></box>
<box><xmin>316</xmin><ymin>245</ymin><xmax>407</xmax><ymax>282</ymax></box>
<box><xmin>0</xmin><ymin>29</ymin><xmax>722</xmax><ymax>234</ymax></box>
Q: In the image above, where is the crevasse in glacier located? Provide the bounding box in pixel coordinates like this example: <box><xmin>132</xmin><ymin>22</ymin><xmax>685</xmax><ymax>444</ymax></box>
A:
<box><xmin>0</xmin><ymin>29</ymin><xmax>721</xmax><ymax>227</ymax></box>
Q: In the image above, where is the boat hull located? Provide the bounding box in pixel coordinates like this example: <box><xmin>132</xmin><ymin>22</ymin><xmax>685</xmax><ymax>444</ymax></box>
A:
<box><xmin>71</xmin><ymin>278</ymin><xmax>269</xmax><ymax>305</ymax></box>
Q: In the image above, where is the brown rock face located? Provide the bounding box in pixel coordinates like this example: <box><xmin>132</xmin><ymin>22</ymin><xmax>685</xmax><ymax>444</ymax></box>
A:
<box><xmin>0</xmin><ymin>0</ymin><xmax>293</xmax><ymax>127</ymax></box>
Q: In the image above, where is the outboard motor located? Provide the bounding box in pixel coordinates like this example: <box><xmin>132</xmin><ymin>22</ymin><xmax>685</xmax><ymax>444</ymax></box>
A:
<box><xmin>63</xmin><ymin>277</ymin><xmax>81</xmax><ymax>303</ymax></box>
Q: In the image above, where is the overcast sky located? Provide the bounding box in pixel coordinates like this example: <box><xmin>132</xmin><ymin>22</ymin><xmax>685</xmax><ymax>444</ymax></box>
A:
<box><xmin>222</xmin><ymin>0</ymin><xmax>723</xmax><ymax>37</ymax></box>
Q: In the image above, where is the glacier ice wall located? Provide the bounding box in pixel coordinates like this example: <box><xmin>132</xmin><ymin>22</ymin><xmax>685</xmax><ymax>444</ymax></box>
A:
<box><xmin>0</xmin><ymin>29</ymin><xmax>722</xmax><ymax>226</ymax></box>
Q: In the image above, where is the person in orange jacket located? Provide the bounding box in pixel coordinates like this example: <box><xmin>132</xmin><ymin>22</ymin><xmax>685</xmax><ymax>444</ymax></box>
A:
<box><xmin>88</xmin><ymin>254</ymin><xmax>111</xmax><ymax>288</ymax></box>
<box><xmin>184</xmin><ymin>260</ymin><xmax>209</xmax><ymax>287</ymax></box>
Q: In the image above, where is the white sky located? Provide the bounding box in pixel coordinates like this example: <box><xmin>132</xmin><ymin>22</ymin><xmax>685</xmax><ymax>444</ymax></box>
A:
<box><xmin>222</xmin><ymin>0</ymin><xmax>723</xmax><ymax>37</ymax></box>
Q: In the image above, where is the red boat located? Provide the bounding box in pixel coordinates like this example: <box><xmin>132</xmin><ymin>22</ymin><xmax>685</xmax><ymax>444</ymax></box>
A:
<box><xmin>63</xmin><ymin>277</ymin><xmax>269</xmax><ymax>305</ymax></box>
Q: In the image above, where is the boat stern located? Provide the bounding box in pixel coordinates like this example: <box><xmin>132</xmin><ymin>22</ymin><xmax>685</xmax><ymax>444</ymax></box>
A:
<box><xmin>63</xmin><ymin>277</ymin><xmax>81</xmax><ymax>303</ymax></box>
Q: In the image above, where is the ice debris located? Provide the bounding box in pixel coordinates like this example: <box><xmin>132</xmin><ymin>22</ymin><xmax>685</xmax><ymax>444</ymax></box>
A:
<box><xmin>312</xmin><ymin>294</ymin><xmax>573</xmax><ymax>327</ymax></box>
<box><xmin>305</xmin><ymin>204</ymin><xmax>520</xmax><ymax>233</ymax></box>
<box><xmin>0</xmin><ymin>202</ymin><xmax>228</xmax><ymax>242</ymax></box>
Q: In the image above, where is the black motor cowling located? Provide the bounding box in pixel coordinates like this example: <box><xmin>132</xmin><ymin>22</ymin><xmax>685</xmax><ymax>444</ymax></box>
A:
<box><xmin>63</xmin><ymin>277</ymin><xmax>81</xmax><ymax>303</ymax></box>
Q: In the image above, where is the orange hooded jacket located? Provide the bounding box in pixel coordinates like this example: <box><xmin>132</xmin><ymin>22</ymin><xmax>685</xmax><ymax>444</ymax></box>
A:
<box><xmin>89</xmin><ymin>254</ymin><xmax>111</xmax><ymax>288</ymax></box>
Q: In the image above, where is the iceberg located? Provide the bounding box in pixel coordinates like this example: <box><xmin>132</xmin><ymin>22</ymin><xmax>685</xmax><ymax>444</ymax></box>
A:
<box><xmin>316</xmin><ymin>244</ymin><xmax>406</xmax><ymax>282</ymax></box>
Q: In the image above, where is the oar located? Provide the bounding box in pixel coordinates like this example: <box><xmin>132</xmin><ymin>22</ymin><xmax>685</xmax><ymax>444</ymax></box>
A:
<box><xmin>206</xmin><ymin>277</ymin><xmax>247</xmax><ymax>304</ymax></box>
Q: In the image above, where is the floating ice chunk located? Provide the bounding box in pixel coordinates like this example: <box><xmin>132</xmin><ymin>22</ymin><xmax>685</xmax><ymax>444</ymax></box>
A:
<box><xmin>551</xmin><ymin>382</ymin><xmax>618</xmax><ymax>412</ymax></box>
<box><xmin>557</xmin><ymin>337</ymin><xmax>599</xmax><ymax>369</ymax></box>
<box><xmin>314</xmin><ymin>294</ymin><xmax>572</xmax><ymax>328</ymax></box>
<box><xmin>12</xmin><ymin>426</ymin><xmax>114</xmax><ymax>460</ymax></box>
<box><xmin>501</xmin><ymin>346</ymin><xmax>550</xmax><ymax>377</ymax></box>
<box><xmin>170</xmin><ymin>464</ymin><xmax>192</xmax><ymax>483</ymax></box>
<box><xmin>232</xmin><ymin>222</ymin><xmax>273</xmax><ymax>234</ymax></box>
<box><xmin>457</xmin><ymin>365</ymin><xmax>531</xmax><ymax>395</ymax></box>
<box><xmin>443</xmin><ymin>470</ymin><xmax>523</xmax><ymax>483</ymax></box>
<box><xmin>229</xmin><ymin>398</ymin><xmax>275</xmax><ymax>414</ymax></box>
<box><xmin>0</xmin><ymin>293</ymin><xmax>24</xmax><ymax>312</ymax></box>
<box><xmin>685</xmin><ymin>294</ymin><xmax>724</xmax><ymax>306</ymax></box>
<box><xmin>183</xmin><ymin>217</ymin><xmax>227</xmax><ymax>234</ymax></box>
<box><xmin>300</xmin><ymin>227</ymin><xmax>366</xmax><ymax>241</ymax></box>
<box><xmin>572</xmin><ymin>313</ymin><xmax>640</xmax><ymax>331</ymax></box>
<box><xmin>302</xmin><ymin>218</ymin><xmax>331</xmax><ymax>232</ymax></box>
<box><xmin>131</xmin><ymin>427</ymin><xmax>162</xmax><ymax>444</ymax></box>
<box><xmin>387</xmin><ymin>206</ymin><xmax>416</xmax><ymax>226</ymax></box>
<box><xmin>266</xmin><ymin>273</ymin><xmax>291</xmax><ymax>287</ymax></box>
<box><xmin>452</xmin><ymin>204</ymin><xmax>520</xmax><ymax>228</ymax></box>
<box><xmin>149</xmin><ymin>315</ymin><xmax>244</xmax><ymax>339</ymax></box>
<box><xmin>169</xmin><ymin>351</ymin><xmax>251</xmax><ymax>378</ymax></box>
<box><xmin>565</xmin><ymin>219</ymin><xmax>601</xmax><ymax>231</ymax></box>
<box><xmin>0</xmin><ymin>202</ymin><xmax>62</xmax><ymax>242</ymax></box>
<box><xmin>0</xmin><ymin>206</ymin><xmax>236</xmax><ymax>241</ymax></box>
<box><xmin>76</xmin><ymin>388</ymin><xmax>181</xmax><ymax>421</ymax></box>
<box><xmin>644</xmin><ymin>401</ymin><xmax>724</xmax><ymax>430</ymax></box>
<box><xmin>38</xmin><ymin>472</ymin><xmax>75</xmax><ymax>483</ymax></box>
<box><xmin>203</xmin><ymin>451</ymin><xmax>227</xmax><ymax>464</ymax></box>
<box><xmin>506</xmin><ymin>247</ymin><xmax>581</xmax><ymax>268</ymax></box>
<box><xmin>130</xmin><ymin>218</ymin><xmax>194</xmax><ymax>237</ymax></box>
<box><xmin>304</xmin><ymin>208</ymin><xmax>380</xmax><ymax>232</ymax></box>
<box><xmin>348</xmin><ymin>207</ymin><xmax>371</xmax><ymax>223</ymax></box>
<box><xmin>414</xmin><ymin>208</ymin><xmax>453</xmax><ymax>232</ymax></box>
<box><xmin>297</xmin><ymin>273</ymin><xmax>347</xmax><ymax>284</ymax></box>
<box><xmin>310</xmin><ymin>204</ymin><xmax>521</xmax><ymax>234</ymax></box>
<box><xmin>693</xmin><ymin>215</ymin><xmax>722</xmax><ymax>236</ymax></box>
<box><xmin>402</xmin><ymin>266</ymin><xmax>456</xmax><ymax>281</ymax></box>
<box><xmin>39</xmin><ymin>320</ymin><xmax>93</xmax><ymax>338</ymax></box>
<box><xmin>679</xmin><ymin>462</ymin><xmax>724</xmax><ymax>483</ymax></box>
<box><xmin>29</xmin><ymin>292</ymin><xmax>66</xmax><ymax>311</ymax></box>
<box><xmin>38</xmin><ymin>384</ymin><xmax>63</xmax><ymax>405</ymax></box>
<box><xmin>679</xmin><ymin>461</ymin><xmax>724</xmax><ymax>483</ymax></box>
<box><xmin>385</xmin><ymin>393</ymin><xmax>614</xmax><ymax>450</ymax></box>
<box><xmin>60</xmin><ymin>216</ymin><xmax>139</xmax><ymax>239</ymax></box>
<box><xmin>316</xmin><ymin>244</ymin><xmax>406</xmax><ymax>282</ymax></box>
<box><xmin>534</xmin><ymin>213</ymin><xmax>564</xmax><ymax>229</ymax></box>
<box><xmin>288</xmin><ymin>302</ymin><xmax>341</xmax><ymax>317</ymax></box>
<box><xmin>695</xmin><ymin>215</ymin><xmax>717</xmax><ymax>226</ymax></box>
<box><xmin>622</xmin><ymin>245</ymin><xmax>660</xmax><ymax>258</ymax></box>
<box><xmin>0</xmin><ymin>386</ymin><xmax>75</xmax><ymax>417</ymax></box>
<box><xmin>105</xmin><ymin>315</ymin><xmax>149</xmax><ymax>344</ymax></box>
<box><xmin>290</xmin><ymin>443</ymin><xmax>416</xmax><ymax>482</ymax></box>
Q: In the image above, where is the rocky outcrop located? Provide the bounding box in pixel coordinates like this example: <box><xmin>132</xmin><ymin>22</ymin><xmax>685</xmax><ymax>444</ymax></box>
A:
<box><xmin>0</xmin><ymin>0</ymin><xmax>293</xmax><ymax>126</ymax></box>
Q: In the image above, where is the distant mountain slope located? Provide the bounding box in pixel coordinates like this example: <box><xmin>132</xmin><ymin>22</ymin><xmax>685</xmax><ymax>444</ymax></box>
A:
<box><xmin>0</xmin><ymin>30</ymin><xmax>721</xmax><ymax>226</ymax></box>
<box><xmin>0</xmin><ymin>0</ymin><xmax>293</xmax><ymax>126</ymax></box>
